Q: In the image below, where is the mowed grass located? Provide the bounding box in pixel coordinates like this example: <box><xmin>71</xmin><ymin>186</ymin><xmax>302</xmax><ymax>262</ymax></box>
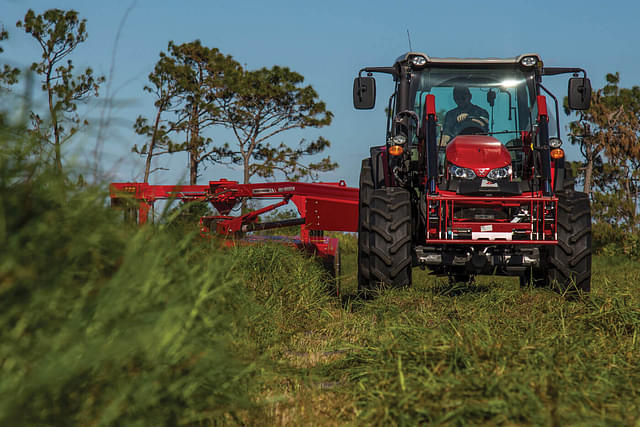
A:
<box><xmin>249</xmin><ymin>236</ymin><xmax>640</xmax><ymax>425</ymax></box>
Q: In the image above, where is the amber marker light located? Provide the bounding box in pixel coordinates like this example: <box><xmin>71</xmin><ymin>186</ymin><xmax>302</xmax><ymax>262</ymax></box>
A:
<box><xmin>389</xmin><ymin>145</ymin><xmax>404</xmax><ymax>156</ymax></box>
<box><xmin>550</xmin><ymin>148</ymin><xmax>564</xmax><ymax>159</ymax></box>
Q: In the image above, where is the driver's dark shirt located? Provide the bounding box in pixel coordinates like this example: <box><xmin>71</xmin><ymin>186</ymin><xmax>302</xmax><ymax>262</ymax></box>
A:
<box><xmin>442</xmin><ymin>104</ymin><xmax>489</xmax><ymax>138</ymax></box>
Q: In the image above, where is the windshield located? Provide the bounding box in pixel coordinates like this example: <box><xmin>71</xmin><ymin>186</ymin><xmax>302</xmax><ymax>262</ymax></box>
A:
<box><xmin>410</xmin><ymin>67</ymin><xmax>535</xmax><ymax>145</ymax></box>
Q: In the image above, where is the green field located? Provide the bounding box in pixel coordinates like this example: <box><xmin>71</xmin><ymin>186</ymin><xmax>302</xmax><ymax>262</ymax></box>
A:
<box><xmin>2</xmin><ymin>154</ymin><xmax>639</xmax><ymax>424</ymax></box>
<box><xmin>248</xmin><ymin>239</ymin><xmax>640</xmax><ymax>426</ymax></box>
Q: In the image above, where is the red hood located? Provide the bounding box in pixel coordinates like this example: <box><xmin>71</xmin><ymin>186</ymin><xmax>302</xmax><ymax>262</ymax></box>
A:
<box><xmin>446</xmin><ymin>135</ymin><xmax>512</xmax><ymax>177</ymax></box>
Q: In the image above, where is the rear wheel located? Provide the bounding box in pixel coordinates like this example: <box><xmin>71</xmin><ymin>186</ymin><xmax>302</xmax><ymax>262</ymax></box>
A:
<box><xmin>357</xmin><ymin>159</ymin><xmax>374</xmax><ymax>295</ymax></box>
<box><xmin>368</xmin><ymin>187</ymin><xmax>412</xmax><ymax>288</ymax></box>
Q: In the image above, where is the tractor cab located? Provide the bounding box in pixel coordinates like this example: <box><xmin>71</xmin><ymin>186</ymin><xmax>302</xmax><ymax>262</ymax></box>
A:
<box><xmin>411</xmin><ymin>64</ymin><xmax>533</xmax><ymax>144</ymax></box>
<box><xmin>408</xmin><ymin>64</ymin><xmax>534</xmax><ymax>184</ymax></box>
<box><xmin>354</xmin><ymin>52</ymin><xmax>590</xmax><ymax>195</ymax></box>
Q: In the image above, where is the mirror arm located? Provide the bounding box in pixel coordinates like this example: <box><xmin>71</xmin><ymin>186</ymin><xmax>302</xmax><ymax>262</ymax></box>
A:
<box><xmin>359</xmin><ymin>66</ymin><xmax>397</xmax><ymax>78</ymax></box>
<box><xmin>543</xmin><ymin>67</ymin><xmax>587</xmax><ymax>78</ymax></box>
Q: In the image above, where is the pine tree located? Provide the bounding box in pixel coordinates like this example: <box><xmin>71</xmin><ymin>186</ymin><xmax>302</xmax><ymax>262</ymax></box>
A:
<box><xmin>17</xmin><ymin>9</ymin><xmax>104</xmax><ymax>174</ymax></box>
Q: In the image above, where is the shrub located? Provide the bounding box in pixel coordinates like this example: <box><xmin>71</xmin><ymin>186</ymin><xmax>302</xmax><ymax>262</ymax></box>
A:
<box><xmin>593</xmin><ymin>222</ymin><xmax>640</xmax><ymax>258</ymax></box>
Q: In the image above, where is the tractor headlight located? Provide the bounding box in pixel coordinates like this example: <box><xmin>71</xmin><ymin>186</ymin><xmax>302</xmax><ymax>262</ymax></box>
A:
<box><xmin>410</xmin><ymin>54</ymin><xmax>427</xmax><ymax>67</ymax></box>
<box><xmin>450</xmin><ymin>165</ymin><xmax>476</xmax><ymax>180</ymax></box>
<box><xmin>389</xmin><ymin>134</ymin><xmax>407</xmax><ymax>145</ymax></box>
<box><xmin>549</xmin><ymin>137</ymin><xmax>562</xmax><ymax>148</ymax></box>
<box><xmin>520</xmin><ymin>56</ymin><xmax>538</xmax><ymax>67</ymax></box>
<box><xmin>487</xmin><ymin>165</ymin><xmax>512</xmax><ymax>180</ymax></box>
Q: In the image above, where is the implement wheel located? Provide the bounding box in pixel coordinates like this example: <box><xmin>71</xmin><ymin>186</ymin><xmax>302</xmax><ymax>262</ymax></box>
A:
<box><xmin>368</xmin><ymin>187</ymin><xmax>412</xmax><ymax>289</ymax></box>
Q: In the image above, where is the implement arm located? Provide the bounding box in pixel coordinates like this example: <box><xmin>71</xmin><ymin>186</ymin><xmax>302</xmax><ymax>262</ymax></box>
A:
<box><xmin>109</xmin><ymin>179</ymin><xmax>359</xmax><ymax>235</ymax></box>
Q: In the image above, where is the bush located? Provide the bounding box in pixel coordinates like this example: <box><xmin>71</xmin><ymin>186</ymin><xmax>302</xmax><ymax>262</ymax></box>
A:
<box><xmin>592</xmin><ymin>222</ymin><xmax>640</xmax><ymax>258</ymax></box>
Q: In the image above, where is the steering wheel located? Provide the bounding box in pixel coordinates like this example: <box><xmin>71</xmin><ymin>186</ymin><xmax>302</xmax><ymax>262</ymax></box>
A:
<box><xmin>456</xmin><ymin>116</ymin><xmax>488</xmax><ymax>135</ymax></box>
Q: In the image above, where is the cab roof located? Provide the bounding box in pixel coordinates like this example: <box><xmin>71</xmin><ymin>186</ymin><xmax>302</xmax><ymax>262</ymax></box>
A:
<box><xmin>395</xmin><ymin>52</ymin><xmax>542</xmax><ymax>66</ymax></box>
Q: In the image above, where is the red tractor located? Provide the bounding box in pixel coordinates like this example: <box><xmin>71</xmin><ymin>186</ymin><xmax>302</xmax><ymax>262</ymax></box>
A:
<box><xmin>353</xmin><ymin>52</ymin><xmax>592</xmax><ymax>295</ymax></box>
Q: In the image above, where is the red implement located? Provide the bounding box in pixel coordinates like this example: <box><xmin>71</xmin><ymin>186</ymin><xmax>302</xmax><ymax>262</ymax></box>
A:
<box><xmin>110</xmin><ymin>179</ymin><xmax>359</xmax><ymax>288</ymax></box>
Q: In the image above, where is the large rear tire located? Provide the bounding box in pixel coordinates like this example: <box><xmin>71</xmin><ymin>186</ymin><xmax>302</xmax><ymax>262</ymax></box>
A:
<box><xmin>357</xmin><ymin>159</ymin><xmax>374</xmax><ymax>295</ymax></box>
<box><xmin>368</xmin><ymin>187</ymin><xmax>413</xmax><ymax>288</ymax></box>
<box><xmin>547</xmin><ymin>189</ymin><xmax>592</xmax><ymax>297</ymax></box>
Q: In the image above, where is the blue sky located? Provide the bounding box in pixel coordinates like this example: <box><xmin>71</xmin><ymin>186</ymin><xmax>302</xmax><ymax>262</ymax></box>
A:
<box><xmin>2</xmin><ymin>0</ymin><xmax>639</xmax><ymax>187</ymax></box>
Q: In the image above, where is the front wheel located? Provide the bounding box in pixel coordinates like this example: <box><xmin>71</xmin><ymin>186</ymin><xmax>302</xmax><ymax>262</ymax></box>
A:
<box><xmin>367</xmin><ymin>187</ymin><xmax>413</xmax><ymax>289</ymax></box>
<box><xmin>546</xmin><ymin>191</ymin><xmax>591</xmax><ymax>297</ymax></box>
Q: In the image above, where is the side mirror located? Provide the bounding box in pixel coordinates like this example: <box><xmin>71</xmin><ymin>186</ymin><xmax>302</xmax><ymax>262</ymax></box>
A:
<box><xmin>568</xmin><ymin>77</ymin><xmax>592</xmax><ymax>110</ymax></box>
<box><xmin>487</xmin><ymin>89</ymin><xmax>496</xmax><ymax>107</ymax></box>
<box><xmin>353</xmin><ymin>76</ymin><xmax>376</xmax><ymax>110</ymax></box>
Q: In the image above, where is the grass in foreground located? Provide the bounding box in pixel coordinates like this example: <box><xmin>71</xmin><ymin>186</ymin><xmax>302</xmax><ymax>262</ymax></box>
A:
<box><xmin>250</xmin><ymin>239</ymin><xmax>640</xmax><ymax>426</ymax></box>
<box><xmin>2</xmin><ymin>129</ymin><xmax>639</xmax><ymax>425</ymax></box>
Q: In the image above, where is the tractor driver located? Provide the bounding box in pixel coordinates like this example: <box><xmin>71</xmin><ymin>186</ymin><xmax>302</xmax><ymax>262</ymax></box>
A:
<box><xmin>440</xmin><ymin>86</ymin><xmax>489</xmax><ymax>145</ymax></box>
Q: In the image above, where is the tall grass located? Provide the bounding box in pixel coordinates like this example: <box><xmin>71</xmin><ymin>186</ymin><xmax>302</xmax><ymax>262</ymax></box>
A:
<box><xmin>2</xmin><ymin>121</ymin><xmax>640</xmax><ymax>425</ymax></box>
<box><xmin>244</xmin><ymin>235</ymin><xmax>640</xmax><ymax>425</ymax></box>
<box><xmin>234</xmin><ymin>243</ymin><xmax>333</xmax><ymax>346</ymax></box>
<box><xmin>0</xmin><ymin>120</ymin><xmax>343</xmax><ymax>425</ymax></box>
<box><xmin>331</xmin><ymin>285</ymin><xmax>640</xmax><ymax>425</ymax></box>
<box><xmin>0</xmin><ymin>126</ymin><xmax>262</xmax><ymax>424</ymax></box>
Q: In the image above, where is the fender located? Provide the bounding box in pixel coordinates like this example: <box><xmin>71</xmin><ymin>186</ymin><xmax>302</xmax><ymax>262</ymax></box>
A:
<box><xmin>369</xmin><ymin>145</ymin><xmax>389</xmax><ymax>188</ymax></box>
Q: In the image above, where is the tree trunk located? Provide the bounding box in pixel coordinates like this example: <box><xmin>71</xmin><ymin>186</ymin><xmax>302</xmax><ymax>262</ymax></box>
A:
<box><xmin>623</xmin><ymin>166</ymin><xmax>633</xmax><ymax>227</ymax></box>
<box><xmin>190</xmin><ymin>151</ymin><xmax>198</xmax><ymax>185</ymax></box>
<box><xmin>240</xmin><ymin>154</ymin><xmax>251</xmax><ymax>213</ymax></box>
<box><xmin>243</xmin><ymin>155</ymin><xmax>250</xmax><ymax>185</ymax></box>
<box><xmin>189</xmin><ymin>102</ymin><xmax>199</xmax><ymax>185</ymax></box>
<box><xmin>143</xmin><ymin>108</ymin><xmax>164</xmax><ymax>183</ymax></box>
<box><xmin>634</xmin><ymin>187</ymin><xmax>639</xmax><ymax>229</ymax></box>
<box><xmin>54</xmin><ymin>137</ymin><xmax>62</xmax><ymax>173</ymax></box>
<box><xmin>46</xmin><ymin>62</ymin><xmax>62</xmax><ymax>174</ymax></box>
<box><xmin>583</xmin><ymin>158</ymin><xmax>593</xmax><ymax>194</ymax></box>
<box><xmin>143</xmin><ymin>151</ymin><xmax>153</xmax><ymax>184</ymax></box>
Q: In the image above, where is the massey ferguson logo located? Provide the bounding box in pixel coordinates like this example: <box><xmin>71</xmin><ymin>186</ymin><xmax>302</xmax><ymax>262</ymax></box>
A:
<box><xmin>475</xmin><ymin>168</ymin><xmax>491</xmax><ymax>177</ymax></box>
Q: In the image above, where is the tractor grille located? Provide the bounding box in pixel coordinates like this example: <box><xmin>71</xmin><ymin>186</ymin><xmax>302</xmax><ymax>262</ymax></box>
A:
<box><xmin>425</xmin><ymin>194</ymin><xmax>557</xmax><ymax>244</ymax></box>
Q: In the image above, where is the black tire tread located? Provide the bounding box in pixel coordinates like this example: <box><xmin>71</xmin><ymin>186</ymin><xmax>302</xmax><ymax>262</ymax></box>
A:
<box><xmin>368</xmin><ymin>187</ymin><xmax>412</xmax><ymax>288</ymax></box>
<box><xmin>357</xmin><ymin>159</ymin><xmax>374</xmax><ymax>292</ymax></box>
<box><xmin>547</xmin><ymin>189</ymin><xmax>592</xmax><ymax>296</ymax></box>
